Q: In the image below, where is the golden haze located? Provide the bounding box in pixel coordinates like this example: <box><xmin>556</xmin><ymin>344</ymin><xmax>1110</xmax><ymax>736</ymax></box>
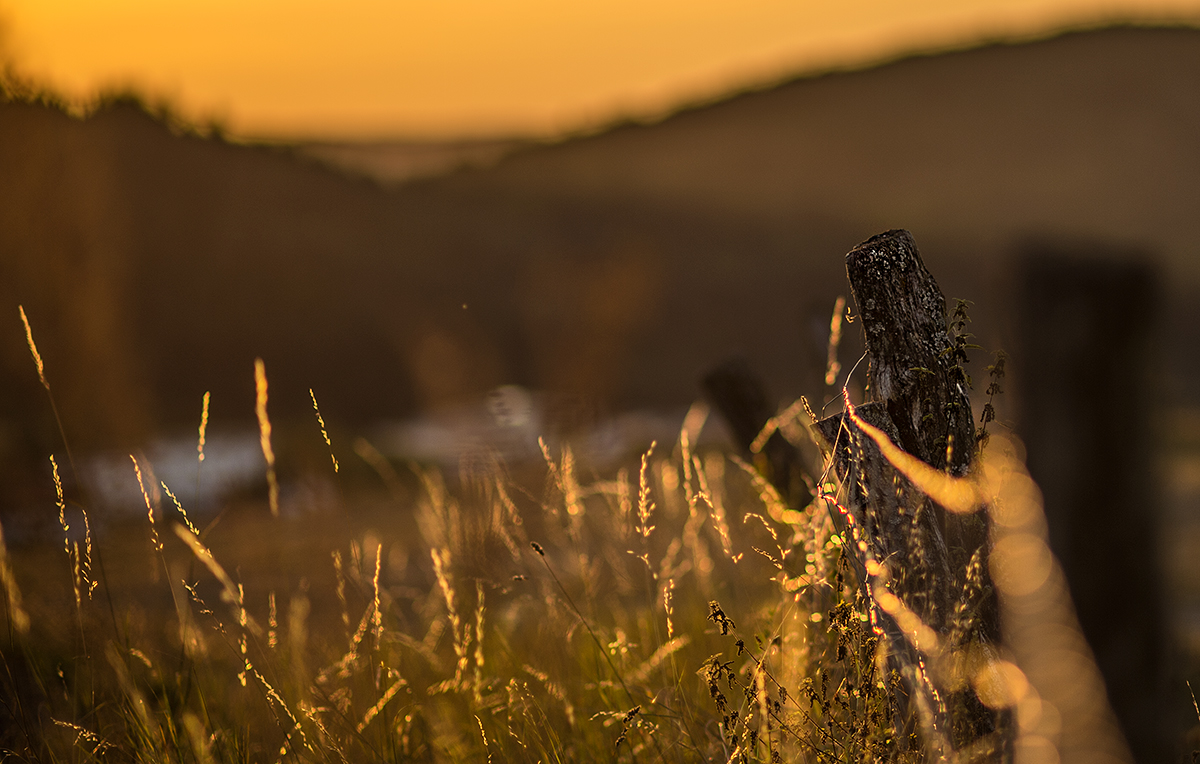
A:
<box><xmin>2</xmin><ymin>0</ymin><xmax>1198</xmax><ymax>138</ymax></box>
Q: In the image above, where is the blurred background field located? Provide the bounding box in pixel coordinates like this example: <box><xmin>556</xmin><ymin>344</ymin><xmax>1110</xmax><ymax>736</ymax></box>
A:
<box><xmin>1</xmin><ymin>1</ymin><xmax>1200</xmax><ymax>759</ymax></box>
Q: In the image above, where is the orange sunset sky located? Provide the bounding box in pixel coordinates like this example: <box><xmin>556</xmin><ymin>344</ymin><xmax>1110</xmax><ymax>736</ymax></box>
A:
<box><xmin>2</xmin><ymin>0</ymin><xmax>1199</xmax><ymax>139</ymax></box>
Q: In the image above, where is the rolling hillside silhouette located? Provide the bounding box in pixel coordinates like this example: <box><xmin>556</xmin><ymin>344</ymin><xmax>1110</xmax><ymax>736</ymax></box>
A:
<box><xmin>2</xmin><ymin>24</ymin><xmax>1198</xmax><ymax>450</ymax></box>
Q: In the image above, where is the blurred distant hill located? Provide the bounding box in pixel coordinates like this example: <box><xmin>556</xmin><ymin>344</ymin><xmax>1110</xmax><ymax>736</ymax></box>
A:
<box><xmin>2</xmin><ymin>24</ymin><xmax>1199</xmax><ymax>457</ymax></box>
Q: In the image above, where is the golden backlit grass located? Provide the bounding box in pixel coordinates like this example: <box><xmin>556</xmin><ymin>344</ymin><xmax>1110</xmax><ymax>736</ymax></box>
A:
<box><xmin>0</xmin><ymin>403</ymin><xmax>1123</xmax><ymax>763</ymax></box>
<box><xmin>256</xmin><ymin>358</ymin><xmax>280</xmax><ymax>518</ymax></box>
<box><xmin>0</xmin><ymin>414</ymin><xmax>914</xmax><ymax>762</ymax></box>
<box><xmin>0</xmin><ymin>306</ymin><xmax>1133</xmax><ymax>763</ymax></box>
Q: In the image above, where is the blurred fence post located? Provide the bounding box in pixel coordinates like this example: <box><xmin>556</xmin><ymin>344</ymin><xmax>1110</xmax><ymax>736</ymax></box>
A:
<box><xmin>1017</xmin><ymin>250</ymin><xmax>1168</xmax><ymax>762</ymax></box>
<box><xmin>701</xmin><ymin>357</ymin><xmax>806</xmax><ymax>505</ymax></box>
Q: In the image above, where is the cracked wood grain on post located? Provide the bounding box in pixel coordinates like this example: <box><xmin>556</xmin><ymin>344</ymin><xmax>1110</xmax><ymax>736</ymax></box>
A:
<box><xmin>847</xmin><ymin>229</ymin><xmax>976</xmax><ymax>475</ymax></box>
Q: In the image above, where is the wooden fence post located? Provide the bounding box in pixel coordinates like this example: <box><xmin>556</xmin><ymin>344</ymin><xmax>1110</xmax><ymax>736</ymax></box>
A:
<box><xmin>702</xmin><ymin>357</ymin><xmax>806</xmax><ymax>506</ymax></box>
<box><xmin>1016</xmin><ymin>251</ymin><xmax>1167</xmax><ymax>761</ymax></box>
<box><xmin>815</xmin><ymin>230</ymin><xmax>1010</xmax><ymax>757</ymax></box>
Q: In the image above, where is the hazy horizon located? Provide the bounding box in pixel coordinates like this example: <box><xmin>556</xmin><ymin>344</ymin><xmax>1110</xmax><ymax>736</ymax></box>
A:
<box><xmin>3</xmin><ymin>0</ymin><xmax>1200</xmax><ymax>141</ymax></box>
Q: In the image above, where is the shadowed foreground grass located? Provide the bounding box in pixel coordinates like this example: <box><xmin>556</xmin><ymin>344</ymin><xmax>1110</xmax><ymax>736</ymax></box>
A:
<box><xmin>0</xmin><ymin>419</ymin><xmax>923</xmax><ymax>763</ymax></box>
<box><xmin>0</xmin><ymin>365</ymin><xmax>1156</xmax><ymax>763</ymax></box>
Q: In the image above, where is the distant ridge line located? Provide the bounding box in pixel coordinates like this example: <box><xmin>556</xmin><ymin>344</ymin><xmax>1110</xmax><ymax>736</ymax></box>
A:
<box><xmin>292</xmin><ymin>22</ymin><xmax>1200</xmax><ymax>184</ymax></box>
<box><xmin>548</xmin><ymin>20</ymin><xmax>1200</xmax><ymax>143</ymax></box>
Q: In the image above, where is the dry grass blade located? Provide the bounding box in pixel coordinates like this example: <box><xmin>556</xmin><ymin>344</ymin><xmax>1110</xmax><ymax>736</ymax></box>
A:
<box><xmin>636</xmin><ymin>441</ymin><xmax>656</xmax><ymax>538</ymax></box>
<box><xmin>310</xmin><ymin>388</ymin><xmax>339</xmax><ymax>473</ymax></box>
<box><xmin>131</xmin><ymin>455</ymin><xmax>163</xmax><ymax>551</ymax></box>
<box><xmin>18</xmin><ymin>305</ymin><xmax>47</xmax><ymax>390</ymax></box>
<box><xmin>52</xmin><ymin>455</ymin><xmax>68</xmax><ymax>557</ymax></box>
<box><xmin>197</xmin><ymin>391</ymin><xmax>210</xmax><ymax>463</ymax></box>
<box><xmin>357</xmin><ymin>675</ymin><xmax>408</xmax><ymax>732</ymax></box>
<box><xmin>173</xmin><ymin>524</ymin><xmax>240</xmax><ymax>612</ymax></box>
<box><xmin>842</xmin><ymin>390</ymin><xmax>983</xmax><ymax>515</ymax></box>
<box><xmin>824</xmin><ymin>295</ymin><xmax>846</xmax><ymax>387</ymax></box>
<box><xmin>0</xmin><ymin>517</ymin><xmax>29</xmax><ymax>634</ymax></box>
<box><xmin>254</xmin><ymin>358</ymin><xmax>279</xmax><ymax>517</ymax></box>
<box><xmin>161</xmin><ymin>481</ymin><xmax>201</xmax><ymax>536</ymax></box>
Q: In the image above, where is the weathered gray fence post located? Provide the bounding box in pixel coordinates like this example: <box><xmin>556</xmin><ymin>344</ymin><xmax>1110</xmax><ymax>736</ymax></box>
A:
<box><xmin>816</xmin><ymin>230</ymin><xmax>1010</xmax><ymax>757</ymax></box>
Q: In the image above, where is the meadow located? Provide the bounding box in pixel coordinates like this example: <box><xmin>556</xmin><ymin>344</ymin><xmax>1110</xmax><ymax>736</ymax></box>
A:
<box><xmin>0</xmin><ymin>300</ymin><xmax>1183</xmax><ymax>764</ymax></box>
<box><xmin>0</xmin><ymin>390</ymin><xmax>904</xmax><ymax>762</ymax></box>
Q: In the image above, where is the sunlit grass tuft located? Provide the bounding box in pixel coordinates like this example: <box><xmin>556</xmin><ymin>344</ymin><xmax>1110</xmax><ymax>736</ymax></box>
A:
<box><xmin>255</xmin><ymin>358</ymin><xmax>280</xmax><ymax>517</ymax></box>
<box><xmin>0</xmin><ymin>404</ymin><xmax>920</xmax><ymax>761</ymax></box>
<box><xmin>0</xmin><ymin>369</ymin><xmax>1134</xmax><ymax>761</ymax></box>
